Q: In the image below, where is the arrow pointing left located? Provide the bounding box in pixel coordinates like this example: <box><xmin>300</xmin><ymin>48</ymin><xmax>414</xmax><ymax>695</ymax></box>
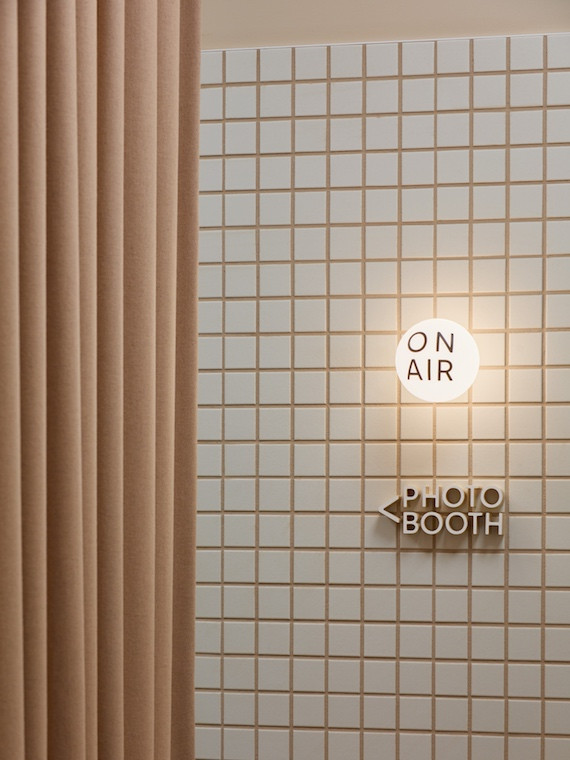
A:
<box><xmin>378</xmin><ymin>496</ymin><xmax>401</xmax><ymax>524</ymax></box>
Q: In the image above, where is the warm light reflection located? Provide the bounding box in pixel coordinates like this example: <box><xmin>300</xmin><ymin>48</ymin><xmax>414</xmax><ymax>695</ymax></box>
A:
<box><xmin>395</xmin><ymin>318</ymin><xmax>480</xmax><ymax>402</ymax></box>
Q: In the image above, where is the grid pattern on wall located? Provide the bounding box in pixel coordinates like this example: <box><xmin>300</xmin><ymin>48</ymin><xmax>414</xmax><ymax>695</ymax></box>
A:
<box><xmin>196</xmin><ymin>34</ymin><xmax>570</xmax><ymax>760</ymax></box>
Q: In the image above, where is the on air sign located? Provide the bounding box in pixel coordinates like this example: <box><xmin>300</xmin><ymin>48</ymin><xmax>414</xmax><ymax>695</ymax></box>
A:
<box><xmin>379</xmin><ymin>484</ymin><xmax>505</xmax><ymax>536</ymax></box>
<box><xmin>395</xmin><ymin>318</ymin><xmax>480</xmax><ymax>402</ymax></box>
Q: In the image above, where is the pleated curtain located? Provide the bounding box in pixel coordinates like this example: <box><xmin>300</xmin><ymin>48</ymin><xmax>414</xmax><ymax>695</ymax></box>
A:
<box><xmin>0</xmin><ymin>2</ymin><xmax>200</xmax><ymax>758</ymax></box>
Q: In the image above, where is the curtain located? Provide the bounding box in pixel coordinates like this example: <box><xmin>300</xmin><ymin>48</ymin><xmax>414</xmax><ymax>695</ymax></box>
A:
<box><xmin>0</xmin><ymin>2</ymin><xmax>200</xmax><ymax>758</ymax></box>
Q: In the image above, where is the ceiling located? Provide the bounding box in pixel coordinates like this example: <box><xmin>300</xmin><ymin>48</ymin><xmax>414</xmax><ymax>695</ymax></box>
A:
<box><xmin>202</xmin><ymin>0</ymin><xmax>570</xmax><ymax>50</ymax></box>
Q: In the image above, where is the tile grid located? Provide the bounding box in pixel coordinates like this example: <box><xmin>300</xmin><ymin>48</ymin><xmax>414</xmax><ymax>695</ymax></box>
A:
<box><xmin>288</xmin><ymin>46</ymin><xmax>295</xmax><ymax>760</ymax></box>
<box><xmin>253</xmin><ymin>45</ymin><xmax>260</xmax><ymax>760</ymax></box>
<box><xmin>323</xmin><ymin>42</ymin><xmax>332</xmax><ymax>760</ymax></box>
<box><xmin>220</xmin><ymin>47</ymin><xmax>227</xmax><ymax>760</ymax></box>
<box><xmin>431</xmin><ymin>39</ymin><xmax>438</xmax><ymax>760</ymax></box>
<box><xmin>466</xmin><ymin>38</ymin><xmax>475</xmax><ymax>760</ymax></box>
<box><xmin>539</xmin><ymin>34</ymin><xmax>548</xmax><ymax>760</ymax></box>
<box><xmin>503</xmin><ymin>34</ymin><xmax>512</xmax><ymax>755</ymax></box>
<box><xmin>196</xmin><ymin>34</ymin><xmax>570</xmax><ymax>760</ymax></box>
<box><xmin>359</xmin><ymin>40</ymin><xmax>368</xmax><ymax>760</ymax></box>
<box><xmin>394</xmin><ymin>40</ymin><xmax>403</xmax><ymax>760</ymax></box>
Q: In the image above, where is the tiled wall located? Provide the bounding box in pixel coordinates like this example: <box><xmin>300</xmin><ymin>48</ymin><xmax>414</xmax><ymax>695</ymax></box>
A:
<box><xmin>196</xmin><ymin>34</ymin><xmax>570</xmax><ymax>760</ymax></box>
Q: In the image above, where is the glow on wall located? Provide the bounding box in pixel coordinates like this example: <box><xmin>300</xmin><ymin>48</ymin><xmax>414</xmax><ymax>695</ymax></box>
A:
<box><xmin>395</xmin><ymin>318</ymin><xmax>480</xmax><ymax>402</ymax></box>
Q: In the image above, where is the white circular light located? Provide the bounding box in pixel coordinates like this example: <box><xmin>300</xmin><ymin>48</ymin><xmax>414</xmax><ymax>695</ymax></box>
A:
<box><xmin>395</xmin><ymin>318</ymin><xmax>480</xmax><ymax>402</ymax></box>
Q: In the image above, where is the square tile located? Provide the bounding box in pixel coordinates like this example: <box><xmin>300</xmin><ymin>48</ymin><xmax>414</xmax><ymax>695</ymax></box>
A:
<box><xmin>295</xmin><ymin>45</ymin><xmax>327</xmax><ymax>80</ymax></box>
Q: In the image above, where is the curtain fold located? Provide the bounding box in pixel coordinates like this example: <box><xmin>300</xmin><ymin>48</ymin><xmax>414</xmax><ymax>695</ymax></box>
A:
<box><xmin>1</xmin><ymin>4</ymin><xmax>26</xmax><ymax>758</ymax></box>
<box><xmin>18</xmin><ymin>3</ymin><xmax>48</xmax><ymax>760</ymax></box>
<box><xmin>0</xmin><ymin>1</ymin><xmax>200</xmax><ymax>758</ymax></box>
<box><xmin>96</xmin><ymin>2</ymin><xmax>125</xmax><ymax>757</ymax></box>
<box><xmin>171</xmin><ymin>2</ymin><xmax>201</xmax><ymax>753</ymax></box>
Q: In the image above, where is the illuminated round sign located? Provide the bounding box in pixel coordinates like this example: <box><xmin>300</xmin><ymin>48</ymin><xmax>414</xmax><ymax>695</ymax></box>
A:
<box><xmin>395</xmin><ymin>318</ymin><xmax>480</xmax><ymax>402</ymax></box>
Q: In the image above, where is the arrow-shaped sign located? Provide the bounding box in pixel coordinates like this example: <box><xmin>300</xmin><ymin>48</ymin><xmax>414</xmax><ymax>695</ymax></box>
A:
<box><xmin>378</xmin><ymin>496</ymin><xmax>401</xmax><ymax>524</ymax></box>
